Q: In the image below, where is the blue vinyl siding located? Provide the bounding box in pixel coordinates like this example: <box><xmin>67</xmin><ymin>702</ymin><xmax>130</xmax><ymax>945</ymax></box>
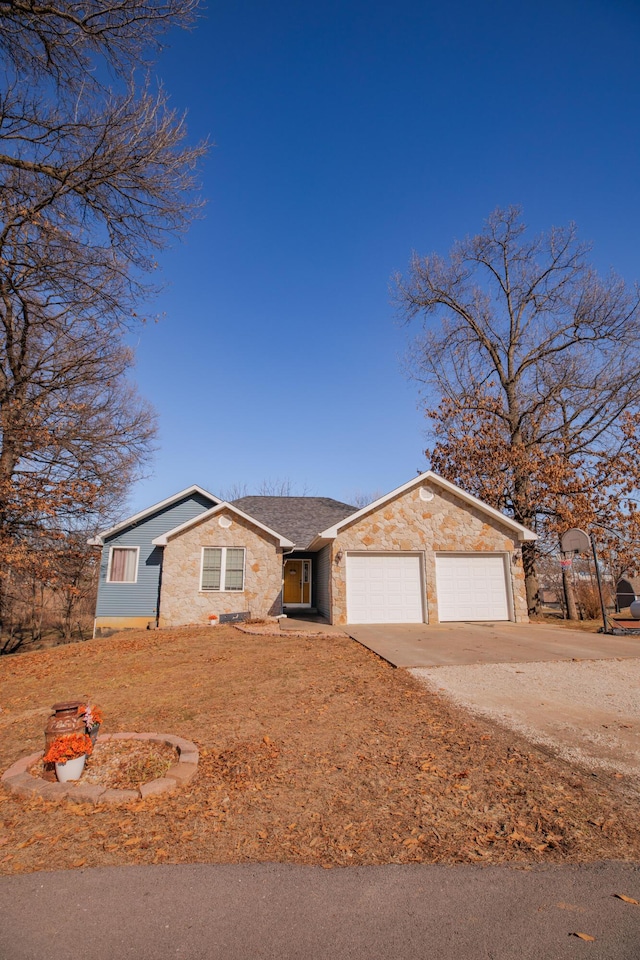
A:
<box><xmin>95</xmin><ymin>492</ymin><xmax>216</xmax><ymax>619</ymax></box>
<box><xmin>315</xmin><ymin>544</ymin><xmax>331</xmax><ymax>619</ymax></box>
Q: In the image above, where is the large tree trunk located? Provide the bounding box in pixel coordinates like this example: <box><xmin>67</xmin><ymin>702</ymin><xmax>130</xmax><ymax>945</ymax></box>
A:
<box><xmin>522</xmin><ymin>541</ymin><xmax>540</xmax><ymax>616</ymax></box>
<box><xmin>562</xmin><ymin>566</ymin><xmax>579</xmax><ymax>620</ymax></box>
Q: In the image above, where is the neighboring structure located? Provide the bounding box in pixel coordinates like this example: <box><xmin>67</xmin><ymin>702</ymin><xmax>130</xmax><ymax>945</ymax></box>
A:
<box><xmin>616</xmin><ymin>577</ymin><xmax>640</xmax><ymax>612</ymax></box>
<box><xmin>90</xmin><ymin>471</ymin><xmax>536</xmax><ymax>635</ymax></box>
<box><xmin>539</xmin><ymin>588</ymin><xmax>562</xmax><ymax>610</ymax></box>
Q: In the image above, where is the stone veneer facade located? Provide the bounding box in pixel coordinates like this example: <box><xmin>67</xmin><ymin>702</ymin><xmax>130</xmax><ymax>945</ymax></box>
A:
<box><xmin>329</xmin><ymin>482</ymin><xmax>528</xmax><ymax>625</ymax></box>
<box><xmin>159</xmin><ymin>508</ymin><xmax>285</xmax><ymax>626</ymax></box>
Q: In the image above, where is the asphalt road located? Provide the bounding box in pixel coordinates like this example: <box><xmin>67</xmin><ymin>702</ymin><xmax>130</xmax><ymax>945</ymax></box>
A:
<box><xmin>1</xmin><ymin>862</ymin><xmax>639</xmax><ymax>959</ymax></box>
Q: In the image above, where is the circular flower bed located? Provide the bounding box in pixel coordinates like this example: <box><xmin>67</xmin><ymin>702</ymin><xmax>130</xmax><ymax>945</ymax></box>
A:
<box><xmin>1</xmin><ymin>733</ymin><xmax>200</xmax><ymax>804</ymax></box>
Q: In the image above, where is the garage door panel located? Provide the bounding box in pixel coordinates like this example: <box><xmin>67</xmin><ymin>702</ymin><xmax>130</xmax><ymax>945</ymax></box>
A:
<box><xmin>347</xmin><ymin>554</ymin><xmax>424</xmax><ymax>624</ymax></box>
<box><xmin>436</xmin><ymin>554</ymin><xmax>510</xmax><ymax>622</ymax></box>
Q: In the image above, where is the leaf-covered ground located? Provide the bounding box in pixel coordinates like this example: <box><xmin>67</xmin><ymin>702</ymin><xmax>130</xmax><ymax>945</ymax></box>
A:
<box><xmin>1</xmin><ymin>626</ymin><xmax>639</xmax><ymax>874</ymax></box>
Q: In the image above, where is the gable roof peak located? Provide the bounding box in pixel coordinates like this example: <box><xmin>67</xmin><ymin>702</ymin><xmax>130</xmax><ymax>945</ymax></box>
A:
<box><xmin>313</xmin><ymin>470</ymin><xmax>537</xmax><ymax>543</ymax></box>
<box><xmin>87</xmin><ymin>484</ymin><xmax>220</xmax><ymax>546</ymax></box>
<box><xmin>152</xmin><ymin>499</ymin><xmax>294</xmax><ymax>548</ymax></box>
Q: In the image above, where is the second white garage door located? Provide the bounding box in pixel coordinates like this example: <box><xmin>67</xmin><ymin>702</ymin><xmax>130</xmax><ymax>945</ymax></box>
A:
<box><xmin>346</xmin><ymin>553</ymin><xmax>424</xmax><ymax>624</ymax></box>
<box><xmin>435</xmin><ymin>553</ymin><xmax>510</xmax><ymax>622</ymax></box>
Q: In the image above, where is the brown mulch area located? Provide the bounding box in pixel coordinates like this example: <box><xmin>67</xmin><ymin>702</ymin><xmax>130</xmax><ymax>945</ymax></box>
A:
<box><xmin>0</xmin><ymin>626</ymin><xmax>639</xmax><ymax>875</ymax></box>
<box><xmin>80</xmin><ymin>740</ymin><xmax>176</xmax><ymax>791</ymax></box>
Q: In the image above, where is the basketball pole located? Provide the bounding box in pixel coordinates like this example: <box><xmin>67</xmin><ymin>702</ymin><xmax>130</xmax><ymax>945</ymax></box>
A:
<box><xmin>590</xmin><ymin>533</ymin><xmax>610</xmax><ymax>634</ymax></box>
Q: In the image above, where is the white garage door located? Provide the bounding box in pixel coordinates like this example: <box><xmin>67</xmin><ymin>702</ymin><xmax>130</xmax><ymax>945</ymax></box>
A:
<box><xmin>346</xmin><ymin>553</ymin><xmax>424</xmax><ymax>624</ymax></box>
<box><xmin>436</xmin><ymin>554</ymin><xmax>510</xmax><ymax>621</ymax></box>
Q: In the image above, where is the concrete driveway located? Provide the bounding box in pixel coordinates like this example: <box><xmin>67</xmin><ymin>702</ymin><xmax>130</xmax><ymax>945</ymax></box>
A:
<box><xmin>346</xmin><ymin>621</ymin><xmax>640</xmax><ymax>668</ymax></box>
<box><xmin>347</xmin><ymin>622</ymin><xmax>640</xmax><ymax>788</ymax></box>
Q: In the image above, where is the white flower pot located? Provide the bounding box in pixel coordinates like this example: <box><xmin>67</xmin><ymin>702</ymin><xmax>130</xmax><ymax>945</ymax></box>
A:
<box><xmin>55</xmin><ymin>754</ymin><xmax>86</xmax><ymax>782</ymax></box>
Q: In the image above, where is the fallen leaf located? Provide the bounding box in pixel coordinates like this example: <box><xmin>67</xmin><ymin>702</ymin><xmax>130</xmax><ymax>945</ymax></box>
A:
<box><xmin>572</xmin><ymin>932</ymin><xmax>596</xmax><ymax>942</ymax></box>
<box><xmin>615</xmin><ymin>894</ymin><xmax>639</xmax><ymax>905</ymax></box>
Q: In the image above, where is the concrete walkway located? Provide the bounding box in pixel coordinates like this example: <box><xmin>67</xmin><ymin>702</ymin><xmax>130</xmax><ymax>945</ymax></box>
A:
<box><xmin>346</xmin><ymin>621</ymin><xmax>640</xmax><ymax>668</ymax></box>
<box><xmin>1</xmin><ymin>862</ymin><xmax>639</xmax><ymax>959</ymax></box>
<box><xmin>279</xmin><ymin>614</ymin><xmax>347</xmax><ymax>636</ymax></box>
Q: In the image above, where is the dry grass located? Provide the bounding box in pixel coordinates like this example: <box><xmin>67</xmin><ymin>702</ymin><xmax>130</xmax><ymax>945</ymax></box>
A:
<box><xmin>1</xmin><ymin>625</ymin><xmax>639</xmax><ymax>875</ymax></box>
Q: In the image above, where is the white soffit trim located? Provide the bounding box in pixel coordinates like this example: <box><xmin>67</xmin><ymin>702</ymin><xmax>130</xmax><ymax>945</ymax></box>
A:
<box><xmin>152</xmin><ymin>501</ymin><xmax>295</xmax><ymax>548</ymax></box>
<box><xmin>317</xmin><ymin>471</ymin><xmax>537</xmax><ymax>542</ymax></box>
<box><xmin>87</xmin><ymin>485</ymin><xmax>221</xmax><ymax>546</ymax></box>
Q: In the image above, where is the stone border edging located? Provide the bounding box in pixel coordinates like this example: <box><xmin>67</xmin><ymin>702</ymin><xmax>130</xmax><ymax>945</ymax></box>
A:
<box><xmin>1</xmin><ymin>732</ymin><xmax>199</xmax><ymax>804</ymax></box>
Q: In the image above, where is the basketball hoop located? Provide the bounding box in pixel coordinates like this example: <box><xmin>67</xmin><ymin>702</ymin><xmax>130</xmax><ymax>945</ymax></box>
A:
<box><xmin>559</xmin><ymin>527</ymin><xmax>610</xmax><ymax>634</ymax></box>
<box><xmin>560</xmin><ymin>528</ymin><xmax>590</xmax><ymax>555</ymax></box>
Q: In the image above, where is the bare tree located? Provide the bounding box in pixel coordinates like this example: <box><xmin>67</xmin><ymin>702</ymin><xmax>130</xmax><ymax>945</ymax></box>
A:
<box><xmin>0</xmin><ymin>1</ymin><xmax>200</xmax><ymax>86</ymax></box>
<box><xmin>0</xmin><ymin>1</ymin><xmax>206</xmax><ymax>637</ymax></box>
<box><xmin>347</xmin><ymin>490</ymin><xmax>384</xmax><ymax>509</ymax></box>
<box><xmin>395</xmin><ymin>207</ymin><xmax>640</xmax><ymax>614</ymax></box>
<box><xmin>221</xmin><ymin>478</ymin><xmax>314</xmax><ymax>500</ymax></box>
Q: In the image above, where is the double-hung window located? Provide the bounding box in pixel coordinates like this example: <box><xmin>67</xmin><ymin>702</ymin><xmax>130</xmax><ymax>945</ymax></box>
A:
<box><xmin>107</xmin><ymin>546</ymin><xmax>139</xmax><ymax>583</ymax></box>
<box><xmin>201</xmin><ymin>547</ymin><xmax>245</xmax><ymax>592</ymax></box>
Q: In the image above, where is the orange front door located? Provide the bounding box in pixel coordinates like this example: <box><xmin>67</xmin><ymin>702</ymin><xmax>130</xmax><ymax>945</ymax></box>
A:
<box><xmin>283</xmin><ymin>560</ymin><xmax>311</xmax><ymax>604</ymax></box>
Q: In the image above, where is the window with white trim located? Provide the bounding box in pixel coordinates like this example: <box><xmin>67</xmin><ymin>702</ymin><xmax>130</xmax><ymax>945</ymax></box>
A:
<box><xmin>107</xmin><ymin>546</ymin><xmax>139</xmax><ymax>583</ymax></box>
<box><xmin>201</xmin><ymin>547</ymin><xmax>245</xmax><ymax>591</ymax></box>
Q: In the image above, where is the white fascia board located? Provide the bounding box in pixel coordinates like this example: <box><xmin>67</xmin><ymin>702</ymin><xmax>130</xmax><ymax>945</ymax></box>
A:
<box><xmin>87</xmin><ymin>485</ymin><xmax>221</xmax><ymax>546</ymax></box>
<box><xmin>318</xmin><ymin>471</ymin><xmax>538</xmax><ymax>542</ymax></box>
<box><xmin>152</xmin><ymin>501</ymin><xmax>295</xmax><ymax>548</ymax></box>
<box><xmin>306</xmin><ymin>535</ymin><xmax>331</xmax><ymax>551</ymax></box>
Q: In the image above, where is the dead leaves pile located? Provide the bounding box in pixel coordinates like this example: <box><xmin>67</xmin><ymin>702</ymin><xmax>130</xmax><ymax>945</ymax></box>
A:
<box><xmin>1</xmin><ymin>626</ymin><xmax>640</xmax><ymax>875</ymax></box>
<box><xmin>81</xmin><ymin>740</ymin><xmax>176</xmax><ymax>790</ymax></box>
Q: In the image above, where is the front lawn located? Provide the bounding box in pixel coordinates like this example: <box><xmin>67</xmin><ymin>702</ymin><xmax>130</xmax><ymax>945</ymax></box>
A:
<box><xmin>1</xmin><ymin>626</ymin><xmax>638</xmax><ymax>874</ymax></box>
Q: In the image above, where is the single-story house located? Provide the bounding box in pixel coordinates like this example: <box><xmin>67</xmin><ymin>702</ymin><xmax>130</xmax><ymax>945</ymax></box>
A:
<box><xmin>89</xmin><ymin>471</ymin><xmax>536</xmax><ymax>635</ymax></box>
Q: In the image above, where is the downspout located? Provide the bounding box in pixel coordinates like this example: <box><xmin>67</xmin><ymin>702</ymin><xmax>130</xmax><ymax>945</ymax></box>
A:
<box><xmin>155</xmin><ymin>546</ymin><xmax>164</xmax><ymax>628</ymax></box>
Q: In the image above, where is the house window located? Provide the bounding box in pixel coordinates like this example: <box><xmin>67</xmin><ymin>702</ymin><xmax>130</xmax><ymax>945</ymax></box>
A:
<box><xmin>107</xmin><ymin>546</ymin><xmax>139</xmax><ymax>583</ymax></box>
<box><xmin>201</xmin><ymin>547</ymin><xmax>245</xmax><ymax>591</ymax></box>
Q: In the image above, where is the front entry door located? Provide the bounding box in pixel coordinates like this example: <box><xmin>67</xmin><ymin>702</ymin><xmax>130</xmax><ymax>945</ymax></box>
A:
<box><xmin>283</xmin><ymin>559</ymin><xmax>311</xmax><ymax>605</ymax></box>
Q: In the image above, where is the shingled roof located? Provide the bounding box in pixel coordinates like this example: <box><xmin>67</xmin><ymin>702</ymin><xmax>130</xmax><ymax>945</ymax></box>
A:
<box><xmin>231</xmin><ymin>496</ymin><xmax>356</xmax><ymax>549</ymax></box>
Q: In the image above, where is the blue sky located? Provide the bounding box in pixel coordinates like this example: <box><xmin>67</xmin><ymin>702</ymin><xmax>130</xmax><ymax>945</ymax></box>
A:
<box><xmin>125</xmin><ymin>0</ymin><xmax>640</xmax><ymax>516</ymax></box>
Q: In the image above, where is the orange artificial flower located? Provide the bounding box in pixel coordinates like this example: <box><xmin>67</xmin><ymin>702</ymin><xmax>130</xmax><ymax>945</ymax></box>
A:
<box><xmin>43</xmin><ymin>733</ymin><xmax>93</xmax><ymax>764</ymax></box>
